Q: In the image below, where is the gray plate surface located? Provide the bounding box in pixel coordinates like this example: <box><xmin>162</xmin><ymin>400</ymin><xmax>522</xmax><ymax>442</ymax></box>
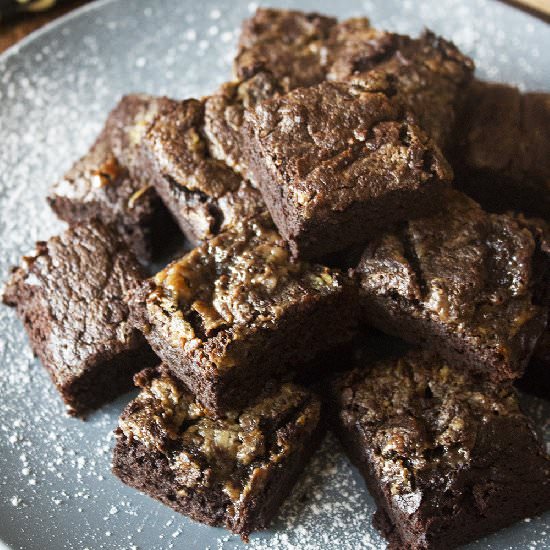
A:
<box><xmin>0</xmin><ymin>0</ymin><xmax>549</xmax><ymax>548</ymax></box>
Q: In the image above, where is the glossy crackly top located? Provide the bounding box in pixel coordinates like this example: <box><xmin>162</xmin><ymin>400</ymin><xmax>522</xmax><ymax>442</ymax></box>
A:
<box><xmin>119</xmin><ymin>368</ymin><xmax>320</xmax><ymax>504</ymax></box>
<box><xmin>357</xmin><ymin>189</ymin><xmax>543</xmax><ymax>349</ymax></box>
<box><xmin>246</xmin><ymin>77</ymin><xmax>452</xmax><ymax>219</ymax></box>
<box><xmin>336</xmin><ymin>349</ymin><xmax>521</xmax><ymax>514</ymax></box>
<box><xmin>143</xmin><ymin>214</ymin><xmax>344</xmax><ymax>361</ymax></box>
<box><xmin>2</xmin><ymin>221</ymin><xmax>144</xmax><ymax>384</ymax></box>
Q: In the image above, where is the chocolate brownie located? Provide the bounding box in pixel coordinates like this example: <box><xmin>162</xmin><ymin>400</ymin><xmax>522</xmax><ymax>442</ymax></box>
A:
<box><xmin>2</xmin><ymin>221</ymin><xmax>158</xmax><ymax>416</ymax></box>
<box><xmin>242</xmin><ymin>77</ymin><xmax>452</xmax><ymax>259</ymax></box>
<box><xmin>455</xmin><ymin>81</ymin><xmax>550</xmax><ymax>218</ymax></box>
<box><xmin>327</xmin><ymin>348</ymin><xmax>550</xmax><ymax>550</ymax></box>
<box><xmin>129</xmin><ymin>213</ymin><xmax>357</xmax><ymax>414</ymax></box>
<box><xmin>234</xmin><ymin>8</ymin><xmax>337</xmax><ymax>91</ymax></box>
<box><xmin>112</xmin><ymin>366</ymin><xmax>323</xmax><ymax>540</ymax></box>
<box><xmin>326</xmin><ymin>23</ymin><xmax>474</xmax><ymax>150</ymax></box>
<box><xmin>138</xmin><ymin>97</ymin><xmax>265</xmax><ymax>245</ymax></box>
<box><xmin>354</xmin><ymin>189</ymin><xmax>547</xmax><ymax>382</ymax></box>
<box><xmin>48</xmin><ymin>94</ymin><xmax>171</xmax><ymax>263</ymax></box>
<box><xmin>234</xmin><ymin>10</ymin><xmax>474</xmax><ymax>150</ymax></box>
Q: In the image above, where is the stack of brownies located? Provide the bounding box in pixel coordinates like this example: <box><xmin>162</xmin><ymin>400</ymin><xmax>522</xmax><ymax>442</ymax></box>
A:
<box><xmin>3</xmin><ymin>8</ymin><xmax>550</xmax><ymax>548</ymax></box>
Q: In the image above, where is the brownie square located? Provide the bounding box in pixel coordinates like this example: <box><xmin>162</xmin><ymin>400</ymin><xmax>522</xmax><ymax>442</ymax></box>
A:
<box><xmin>234</xmin><ymin>8</ymin><xmax>337</xmax><ymax>91</ymax></box>
<box><xmin>129</xmin><ymin>213</ymin><xmax>357</xmax><ymax>414</ymax></box>
<box><xmin>138</xmin><ymin>96</ymin><xmax>265</xmax><ymax>245</ymax></box>
<box><xmin>112</xmin><ymin>366</ymin><xmax>323</xmax><ymax>540</ymax></box>
<box><xmin>327</xmin><ymin>348</ymin><xmax>550</xmax><ymax>550</ymax></box>
<box><xmin>2</xmin><ymin>221</ymin><xmax>158</xmax><ymax>416</ymax></box>
<box><xmin>48</xmin><ymin>94</ymin><xmax>170</xmax><ymax>264</ymax></box>
<box><xmin>354</xmin><ymin>189</ymin><xmax>547</xmax><ymax>382</ymax></box>
<box><xmin>455</xmin><ymin>81</ymin><xmax>550</xmax><ymax>218</ymax></box>
<box><xmin>326</xmin><ymin>24</ymin><xmax>474</xmax><ymax>150</ymax></box>
<box><xmin>242</xmin><ymin>78</ymin><xmax>452</xmax><ymax>259</ymax></box>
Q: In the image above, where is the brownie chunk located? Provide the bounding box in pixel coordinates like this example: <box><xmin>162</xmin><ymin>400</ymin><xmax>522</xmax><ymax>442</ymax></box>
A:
<box><xmin>327</xmin><ymin>23</ymin><xmax>474</xmax><ymax>150</ymax></box>
<box><xmin>354</xmin><ymin>189</ymin><xmax>547</xmax><ymax>382</ymax></box>
<box><xmin>242</xmin><ymin>78</ymin><xmax>452</xmax><ymax>259</ymax></box>
<box><xmin>113</xmin><ymin>366</ymin><xmax>323</xmax><ymax>540</ymax></box>
<box><xmin>48</xmin><ymin>94</ymin><xmax>168</xmax><ymax>263</ymax></box>
<box><xmin>138</xmin><ymin>97</ymin><xmax>264</xmax><ymax>245</ymax></box>
<box><xmin>234</xmin><ymin>8</ymin><xmax>337</xmax><ymax>91</ymax></box>
<box><xmin>327</xmin><ymin>349</ymin><xmax>550</xmax><ymax>550</ymax></box>
<box><xmin>129</xmin><ymin>213</ymin><xmax>357</xmax><ymax>414</ymax></box>
<box><xmin>455</xmin><ymin>81</ymin><xmax>550</xmax><ymax>218</ymax></box>
<box><xmin>2</xmin><ymin>221</ymin><xmax>158</xmax><ymax>416</ymax></box>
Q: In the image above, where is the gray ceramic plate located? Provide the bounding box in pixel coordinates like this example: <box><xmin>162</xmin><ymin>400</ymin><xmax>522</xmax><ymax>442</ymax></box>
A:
<box><xmin>1</xmin><ymin>0</ymin><xmax>549</xmax><ymax>548</ymax></box>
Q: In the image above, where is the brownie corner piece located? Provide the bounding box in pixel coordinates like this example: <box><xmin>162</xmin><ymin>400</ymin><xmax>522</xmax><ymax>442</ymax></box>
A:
<box><xmin>242</xmin><ymin>79</ymin><xmax>452</xmax><ymax>259</ymax></box>
<box><xmin>327</xmin><ymin>348</ymin><xmax>550</xmax><ymax>549</ymax></box>
<box><xmin>2</xmin><ymin>220</ymin><xmax>158</xmax><ymax>416</ymax></box>
<box><xmin>354</xmin><ymin>189</ymin><xmax>547</xmax><ymax>382</ymax></box>
<box><xmin>112</xmin><ymin>366</ymin><xmax>323</xmax><ymax>539</ymax></box>
<box><xmin>47</xmin><ymin>94</ymin><xmax>167</xmax><ymax>264</ymax></box>
<box><xmin>128</xmin><ymin>213</ymin><xmax>357</xmax><ymax>413</ymax></box>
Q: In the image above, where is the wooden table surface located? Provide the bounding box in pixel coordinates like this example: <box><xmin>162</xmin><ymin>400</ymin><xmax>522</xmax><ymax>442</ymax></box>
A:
<box><xmin>0</xmin><ymin>0</ymin><xmax>548</xmax><ymax>55</ymax></box>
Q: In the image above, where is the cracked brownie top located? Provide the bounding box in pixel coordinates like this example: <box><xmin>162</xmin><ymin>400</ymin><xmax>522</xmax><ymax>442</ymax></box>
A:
<box><xmin>244</xmin><ymin>77</ymin><xmax>452</xmax><ymax>220</ymax></box>
<box><xmin>356</xmin><ymin>189</ymin><xmax>545</xmax><ymax>364</ymax></box>
<box><xmin>331</xmin><ymin>348</ymin><xmax>525</xmax><ymax>515</ymax></box>
<box><xmin>133</xmin><ymin>213</ymin><xmax>347</xmax><ymax>367</ymax></box>
<box><xmin>118</xmin><ymin>366</ymin><xmax>320</xmax><ymax>504</ymax></box>
<box><xmin>139</xmin><ymin>96</ymin><xmax>265</xmax><ymax>242</ymax></box>
<box><xmin>2</xmin><ymin>221</ymin><xmax>145</xmax><ymax>386</ymax></box>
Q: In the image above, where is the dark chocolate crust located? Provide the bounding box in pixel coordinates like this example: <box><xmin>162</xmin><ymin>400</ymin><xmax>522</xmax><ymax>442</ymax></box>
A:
<box><xmin>48</xmin><ymin>94</ymin><xmax>171</xmax><ymax>264</ymax></box>
<box><xmin>2</xmin><ymin>221</ymin><xmax>158</xmax><ymax>416</ymax></box>
<box><xmin>138</xmin><ymin>97</ymin><xmax>265</xmax><ymax>245</ymax></box>
<box><xmin>354</xmin><ymin>189</ymin><xmax>547</xmax><ymax>382</ymax></box>
<box><xmin>455</xmin><ymin>81</ymin><xmax>550</xmax><ymax>219</ymax></box>
<box><xmin>327</xmin><ymin>349</ymin><xmax>550</xmax><ymax>550</ymax></box>
<box><xmin>112</xmin><ymin>367</ymin><xmax>323</xmax><ymax>539</ymax></box>
<box><xmin>242</xmin><ymin>78</ymin><xmax>452</xmax><ymax>259</ymax></box>
<box><xmin>129</xmin><ymin>214</ymin><xmax>357</xmax><ymax>414</ymax></box>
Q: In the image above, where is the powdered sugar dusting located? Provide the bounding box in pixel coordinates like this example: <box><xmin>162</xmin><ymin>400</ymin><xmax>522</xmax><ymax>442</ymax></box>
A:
<box><xmin>0</xmin><ymin>0</ymin><xmax>549</xmax><ymax>548</ymax></box>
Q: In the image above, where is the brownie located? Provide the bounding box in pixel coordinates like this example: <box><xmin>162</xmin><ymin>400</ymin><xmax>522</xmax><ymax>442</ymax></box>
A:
<box><xmin>234</xmin><ymin>8</ymin><xmax>337</xmax><ymax>91</ymax></box>
<box><xmin>138</xmin><ymin>96</ymin><xmax>265</xmax><ymax>245</ymax></box>
<box><xmin>326</xmin><ymin>23</ymin><xmax>474</xmax><ymax>150</ymax></box>
<box><xmin>241</xmin><ymin>77</ymin><xmax>452</xmax><ymax>259</ymax></box>
<box><xmin>2</xmin><ymin>221</ymin><xmax>158</xmax><ymax>416</ymax></box>
<box><xmin>354</xmin><ymin>189</ymin><xmax>547</xmax><ymax>382</ymax></box>
<box><xmin>234</xmin><ymin>10</ymin><xmax>474</xmax><ymax>150</ymax></box>
<box><xmin>455</xmin><ymin>81</ymin><xmax>550</xmax><ymax>218</ymax></box>
<box><xmin>48</xmin><ymin>94</ymin><xmax>171</xmax><ymax>263</ymax></box>
<box><xmin>327</xmin><ymin>348</ymin><xmax>550</xmax><ymax>550</ymax></box>
<box><xmin>128</xmin><ymin>213</ymin><xmax>357</xmax><ymax>414</ymax></box>
<box><xmin>112</xmin><ymin>366</ymin><xmax>323</xmax><ymax>540</ymax></box>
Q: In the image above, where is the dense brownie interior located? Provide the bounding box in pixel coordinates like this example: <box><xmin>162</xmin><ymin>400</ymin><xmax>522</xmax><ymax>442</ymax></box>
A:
<box><xmin>113</xmin><ymin>366</ymin><xmax>323</xmax><ymax>539</ymax></box>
